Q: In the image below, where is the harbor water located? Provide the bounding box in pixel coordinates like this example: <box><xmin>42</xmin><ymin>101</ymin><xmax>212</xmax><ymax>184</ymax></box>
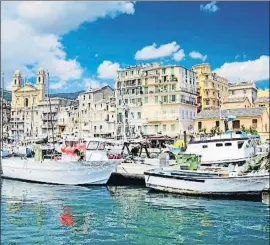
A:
<box><xmin>1</xmin><ymin>179</ymin><xmax>269</xmax><ymax>245</ymax></box>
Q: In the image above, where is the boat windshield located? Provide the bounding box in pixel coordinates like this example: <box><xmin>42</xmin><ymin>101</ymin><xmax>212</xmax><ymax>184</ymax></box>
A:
<box><xmin>87</xmin><ymin>141</ymin><xmax>99</xmax><ymax>150</ymax></box>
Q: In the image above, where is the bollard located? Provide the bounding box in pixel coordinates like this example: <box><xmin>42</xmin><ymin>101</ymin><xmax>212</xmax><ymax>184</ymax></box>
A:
<box><xmin>159</xmin><ymin>152</ymin><xmax>169</xmax><ymax>168</ymax></box>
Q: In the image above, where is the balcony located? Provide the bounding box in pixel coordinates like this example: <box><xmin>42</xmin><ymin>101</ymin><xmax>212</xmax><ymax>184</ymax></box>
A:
<box><xmin>180</xmin><ymin>99</ymin><xmax>197</xmax><ymax>106</ymax></box>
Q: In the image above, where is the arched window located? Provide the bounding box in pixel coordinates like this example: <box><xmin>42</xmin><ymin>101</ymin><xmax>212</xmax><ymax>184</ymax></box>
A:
<box><xmin>25</xmin><ymin>98</ymin><xmax>29</xmax><ymax>107</ymax></box>
<box><xmin>14</xmin><ymin>79</ymin><xmax>17</xmax><ymax>85</ymax></box>
<box><xmin>38</xmin><ymin>77</ymin><xmax>41</xmax><ymax>83</ymax></box>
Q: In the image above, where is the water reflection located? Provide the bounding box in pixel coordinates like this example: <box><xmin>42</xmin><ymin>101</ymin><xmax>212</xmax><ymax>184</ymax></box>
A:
<box><xmin>1</xmin><ymin>180</ymin><xmax>270</xmax><ymax>245</ymax></box>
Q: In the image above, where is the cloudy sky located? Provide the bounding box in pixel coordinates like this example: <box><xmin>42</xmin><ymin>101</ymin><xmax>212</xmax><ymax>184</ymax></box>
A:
<box><xmin>1</xmin><ymin>1</ymin><xmax>269</xmax><ymax>92</ymax></box>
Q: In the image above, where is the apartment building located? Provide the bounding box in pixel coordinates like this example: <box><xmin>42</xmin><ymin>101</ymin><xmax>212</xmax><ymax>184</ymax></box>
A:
<box><xmin>57</xmin><ymin>100</ymin><xmax>79</xmax><ymax>137</ymax></box>
<box><xmin>228</xmin><ymin>81</ymin><xmax>257</xmax><ymax>104</ymax></box>
<box><xmin>1</xmin><ymin>98</ymin><xmax>11</xmax><ymax>138</ymax></box>
<box><xmin>192</xmin><ymin>63</ymin><xmax>228</xmax><ymax>111</ymax></box>
<box><xmin>77</xmin><ymin>85</ymin><xmax>116</xmax><ymax>138</ymax></box>
<box><xmin>115</xmin><ymin>63</ymin><xmax>197</xmax><ymax>138</ymax></box>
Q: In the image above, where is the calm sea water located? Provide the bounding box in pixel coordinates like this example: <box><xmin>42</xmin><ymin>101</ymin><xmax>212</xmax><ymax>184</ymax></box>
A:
<box><xmin>1</xmin><ymin>179</ymin><xmax>269</xmax><ymax>245</ymax></box>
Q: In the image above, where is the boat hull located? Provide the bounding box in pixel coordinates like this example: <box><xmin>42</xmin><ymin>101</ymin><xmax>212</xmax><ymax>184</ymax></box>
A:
<box><xmin>1</xmin><ymin>157</ymin><xmax>116</xmax><ymax>185</ymax></box>
<box><xmin>144</xmin><ymin>170</ymin><xmax>270</xmax><ymax>196</ymax></box>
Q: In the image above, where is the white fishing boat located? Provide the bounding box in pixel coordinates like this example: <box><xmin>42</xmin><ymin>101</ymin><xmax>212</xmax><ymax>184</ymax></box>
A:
<box><xmin>1</xmin><ymin>157</ymin><xmax>116</xmax><ymax>185</ymax></box>
<box><xmin>1</xmin><ymin>138</ymin><xmax>117</xmax><ymax>185</ymax></box>
<box><xmin>144</xmin><ymin>168</ymin><xmax>270</xmax><ymax>196</ymax></box>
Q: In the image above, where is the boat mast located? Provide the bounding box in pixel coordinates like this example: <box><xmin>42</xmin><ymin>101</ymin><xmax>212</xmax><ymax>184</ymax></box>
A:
<box><xmin>47</xmin><ymin>71</ymin><xmax>54</xmax><ymax>143</ymax></box>
<box><xmin>1</xmin><ymin>72</ymin><xmax>4</xmax><ymax>175</ymax></box>
<box><xmin>23</xmin><ymin>76</ymin><xmax>26</xmax><ymax>144</ymax></box>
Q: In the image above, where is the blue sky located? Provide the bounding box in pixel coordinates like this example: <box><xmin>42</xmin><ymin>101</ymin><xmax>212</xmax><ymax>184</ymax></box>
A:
<box><xmin>2</xmin><ymin>1</ymin><xmax>269</xmax><ymax>92</ymax></box>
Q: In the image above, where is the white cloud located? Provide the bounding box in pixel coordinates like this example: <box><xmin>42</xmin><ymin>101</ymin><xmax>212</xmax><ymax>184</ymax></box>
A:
<box><xmin>50</xmin><ymin>80</ymin><xmax>66</xmax><ymax>90</ymax></box>
<box><xmin>84</xmin><ymin>78</ymin><xmax>107</xmax><ymax>90</ymax></box>
<box><xmin>1</xmin><ymin>1</ymin><xmax>135</xmax><ymax>90</ymax></box>
<box><xmin>213</xmin><ymin>56</ymin><xmax>269</xmax><ymax>82</ymax></box>
<box><xmin>200</xmin><ymin>1</ymin><xmax>220</xmax><ymax>13</ymax></box>
<box><xmin>173</xmin><ymin>49</ymin><xmax>185</xmax><ymax>61</ymax></box>
<box><xmin>97</xmin><ymin>60</ymin><xmax>120</xmax><ymax>79</ymax></box>
<box><xmin>135</xmin><ymin>42</ymin><xmax>180</xmax><ymax>60</ymax></box>
<box><xmin>189</xmin><ymin>51</ymin><xmax>208</xmax><ymax>61</ymax></box>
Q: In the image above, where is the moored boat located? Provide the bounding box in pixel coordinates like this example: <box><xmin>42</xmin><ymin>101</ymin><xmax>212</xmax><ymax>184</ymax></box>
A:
<box><xmin>1</xmin><ymin>139</ymin><xmax>117</xmax><ymax>185</ymax></box>
<box><xmin>144</xmin><ymin>168</ymin><xmax>270</xmax><ymax>197</ymax></box>
<box><xmin>1</xmin><ymin>157</ymin><xmax>116</xmax><ymax>185</ymax></box>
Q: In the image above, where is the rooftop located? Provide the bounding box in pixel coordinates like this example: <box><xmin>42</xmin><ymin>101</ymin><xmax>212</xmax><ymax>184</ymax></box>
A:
<box><xmin>196</xmin><ymin>107</ymin><xmax>265</xmax><ymax>119</ymax></box>
<box><xmin>81</xmin><ymin>85</ymin><xmax>114</xmax><ymax>95</ymax></box>
<box><xmin>224</xmin><ymin>96</ymin><xmax>249</xmax><ymax>103</ymax></box>
<box><xmin>255</xmin><ymin>96</ymin><xmax>269</xmax><ymax>103</ymax></box>
<box><xmin>228</xmin><ymin>81</ymin><xmax>256</xmax><ymax>88</ymax></box>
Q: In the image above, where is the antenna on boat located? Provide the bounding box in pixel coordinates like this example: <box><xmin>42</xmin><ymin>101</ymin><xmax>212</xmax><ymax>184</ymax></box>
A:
<box><xmin>0</xmin><ymin>71</ymin><xmax>4</xmax><ymax>175</ymax></box>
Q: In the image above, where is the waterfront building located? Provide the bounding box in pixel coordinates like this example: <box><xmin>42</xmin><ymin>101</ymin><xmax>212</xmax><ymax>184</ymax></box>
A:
<box><xmin>194</xmin><ymin>107</ymin><xmax>269</xmax><ymax>141</ymax></box>
<box><xmin>191</xmin><ymin>63</ymin><xmax>229</xmax><ymax>112</ymax></box>
<box><xmin>77</xmin><ymin>85</ymin><xmax>116</xmax><ymax>138</ymax></box>
<box><xmin>115</xmin><ymin>63</ymin><xmax>197</xmax><ymax>138</ymax></box>
<box><xmin>254</xmin><ymin>96</ymin><xmax>269</xmax><ymax>115</ymax></box>
<box><xmin>57</xmin><ymin>100</ymin><xmax>79</xmax><ymax>137</ymax></box>
<box><xmin>0</xmin><ymin>98</ymin><xmax>11</xmax><ymax>138</ymax></box>
<box><xmin>227</xmin><ymin>81</ymin><xmax>257</xmax><ymax>104</ymax></box>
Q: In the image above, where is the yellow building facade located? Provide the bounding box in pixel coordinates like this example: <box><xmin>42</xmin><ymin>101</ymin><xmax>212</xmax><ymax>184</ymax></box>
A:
<box><xmin>192</xmin><ymin>63</ymin><xmax>228</xmax><ymax>111</ymax></box>
<box><xmin>11</xmin><ymin>68</ymin><xmax>46</xmax><ymax>110</ymax></box>
<box><xmin>257</xmin><ymin>88</ymin><xmax>269</xmax><ymax>97</ymax></box>
<box><xmin>194</xmin><ymin>107</ymin><xmax>269</xmax><ymax>141</ymax></box>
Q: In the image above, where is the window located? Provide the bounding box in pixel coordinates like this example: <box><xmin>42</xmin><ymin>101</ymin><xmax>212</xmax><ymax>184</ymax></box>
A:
<box><xmin>87</xmin><ymin>141</ymin><xmax>99</xmax><ymax>150</ymax></box>
<box><xmin>215</xmin><ymin>121</ymin><xmax>220</xmax><ymax>127</ymax></box>
<box><xmin>145</xmin><ymin>78</ymin><xmax>148</xmax><ymax>86</ymax></box>
<box><xmin>171</xmin><ymin>124</ymin><xmax>176</xmax><ymax>131</ymax></box>
<box><xmin>83</xmin><ymin>95</ymin><xmax>85</xmax><ymax>100</ymax></box>
<box><xmin>237</xmin><ymin>141</ymin><xmax>244</xmax><ymax>149</ymax></box>
<box><xmin>98</xmin><ymin>142</ymin><xmax>105</xmax><ymax>150</ymax></box>
<box><xmin>100</xmin><ymin>125</ymin><xmax>102</xmax><ymax>130</ymax></box>
<box><xmin>216</xmin><ymin>143</ymin><xmax>223</xmax><ymax>147</ymax></box>
<box><xmin>137</xmin><ymin>112</ymin><xmax>141</xmax><ymax>119</ymax></box>
<box><xmin>155</xmin><ymin>125</ymin><xmax>159</xmax><ymax>132</ymax></box>
<box><xmin>163</xmin><ymin>124</ymin><xmax>166</xmax><ymax>132</ymax></box>
<box><xmin>243</xmin><ymin>89</ymin><xmax>246</xmax><ymax>94</ymax></box>
<box><xmin>252</xmin><ymin>119</ymin><xmax>257</xmax><ymax>129</ymax></box>
<box><xmin>155</xmin><ymin>96</ymin><xmax>159</xmax><ymax>104</ymax></box>
<box><xmin>163</xmin><ymin>95</ymin><xmax>168</xmax><ymax>103</ymax></box>
<box><xmin>144</xmin><ymin>97</ymin><xmax>148</xmax><ymax>103</ymax></box>
<box><xmin>25</xmin><ymin>98</ymin><xmax>29</xmax><ymax>107</ymax></box>
<box><xmin>94</xmin><ymin>126</ymin><xmax>96</xmax><ymax>132</ymax></box>
<box><xmin>232</xmin><ymin>120</ymin><xmax>240</xmax><ymax>129</ymax></box>
<box><xmin>144</xmin><ymin>87</ymin><xmax>148</xmax><ymax>94</ymax></box>
<box><xmin>225</xmin><ymin>143</ymin><xmax>232</xmax><ymax>146</ymax></box>
<box><xmin>171</xmin><ymin>84</ymin><xmax>176</xmax><ymax>91</ymax></box>
<box><xmin>202</xmin><ymin>145</ymin><xmax>208</xmax><ymax>148</ymax></box>
<box><xmin>198</xmin><ymin>121</ymin><xmax>202</xmax><ymax>130</ymax></box>
<box><xmin>171</xmin><ymin>95</ymin><xmax>176</xmax><ymax>102</ymax></box>
<box><xmin>162</xmin><ymin>68</ymin><xmax>166</xmax><ymax>74</ymax></box>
